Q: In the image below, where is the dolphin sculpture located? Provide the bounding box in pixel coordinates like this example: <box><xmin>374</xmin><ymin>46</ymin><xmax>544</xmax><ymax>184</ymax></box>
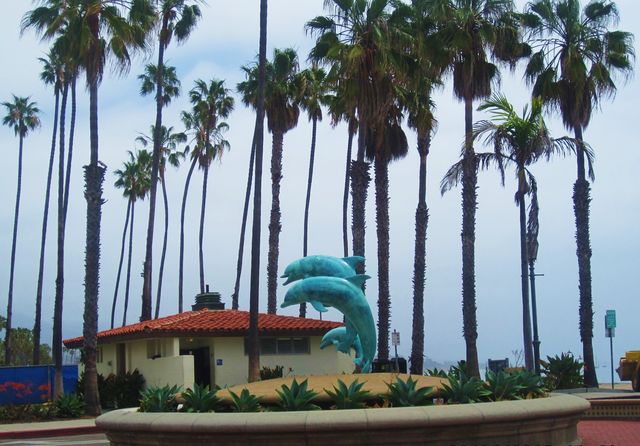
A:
<box><xmin>320</xmin><ymin>327</ymin><xmax>364</xmax><ymax>367</ymax></box>
<box><xmin>281</xmin><ymin>275</ymin><xmax>375</xmax><ymax>372</ymax></box>
<box><xmin>280</xmin><ymin>255</ymin><xmax>365</xmax><ymax>285</ymax></box>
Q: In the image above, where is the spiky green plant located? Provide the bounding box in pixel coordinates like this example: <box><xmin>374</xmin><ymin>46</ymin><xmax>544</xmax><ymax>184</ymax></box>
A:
<box><xmin>385</xmin><ymin>377</ymin><xmax>434</xmax><ymax>407</ymax></box>
<box><xmin>483</xmin><ymin>371</ymin><xmax>523</xmax><ymax>401</ymax></box>
<box><xmin>441</xmin><ymin>373</ymin><xmax>490</xmax><ymax>404</ymax></box>
<box><xmin>229</xmin><ymin>388</ymin><xmax>262</xmax><ymax>413</ymax></box>
<box><xmin>181</xmin><ymin>383</ymin><xmax>222</xmax><ymax>413</ymax></box>
<box><xmin>540</xmin><ymin>352</ymin><xmax>584</xmax><ymax>390</ymax></box>
<box><xmin>274</xmin><ymin>378</ymin><xmax>320</xmax><ymax>411</ymax></box>
<box><xmin>54</xmin><ymin>394</ymin><xmax>85</xmax><ymax>418</ymax></box>
<box><xmin>511</xmin><ymin>370</ymin><xmax>546</xmax><ymax>399</ymax></box>
<box><xmin>424</xmin><ymin>368</ymin><xmax>448</xmax><ymax>378</ymax></box>
<box><xmin>139</xmin><ymin>384</ymin><xmax>181</xmax><ymax>412</ymax></box>
<box><xmin>325</xmin><ymin>379</ymin><xmax>371</xmax><ymax>410</ymax></box>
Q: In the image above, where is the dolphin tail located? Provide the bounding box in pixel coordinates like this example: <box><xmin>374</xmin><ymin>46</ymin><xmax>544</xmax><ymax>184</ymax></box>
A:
<box><xmin>342</xmin><ymin>256</ymin><xmax>365</xmax><ymax>271</ymax></box>
<box><xmin>345</xmin><ymin>274</ymin><xmax>370</xmax><ymax>289</ymax></box>
<box><xmin>310</xmin><ymin>300</ymin><xmax>329</xmax><ymax>313</ymax></box>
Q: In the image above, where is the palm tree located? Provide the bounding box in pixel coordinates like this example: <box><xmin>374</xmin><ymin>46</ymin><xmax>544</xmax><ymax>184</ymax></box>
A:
<box><xmin>237</xmin><ymin>48</ymin><xmax>301</xmax><ymax>314</ymax></box>
<box><xmin>472</xmin><ymin>94</ymin><xmax>581</xmax><ymax>371</ymax></box>
<box><xmin>298</xmin><ymin>65</ymin><xmax>330</xmax><ymax>317</ymax></box>
<box><xmin>179</xmin><ymin>79</ymin><xmax>233</xmax><ymax>304</ymax></box>
<box><xmin>2</xmin><ymin>95</ymin><xmax>40</xmax><ymax>366</ymax></box>
<box><xmin>141</xmin><ymin>0</ymin><xmax>201</xmax><ymax>322</ymax></box>
<box><xmin>138</xmin><ymin>63</ymin><xmax>181</xmax><ymax>105</ymax></box>
<box><xmin>427</xmin><ymin>0</ymin><xmax>528</xmax><ymax>378</ymax></box>
<box><xmin>22</xmin><ymin>0</ymin><xmax>155</xmax><ymax>414</ymax></box>
<box><xmin>522</xmin><ymin>0</ymin><xmax>634</xmax><ymax>387</ymax></box>
<box><xmin>32</xmin><ymin>51</ymin><xmax>63</xmax><ymax>365</ymax></box>
<box><xmin>114</xmin><ymin>150</ymin><xmax>152</xmax><ymax>326</ymax></box>
<box><xmin>136</xmin><ymin>126</ymin><xmax>186</xmax><ymax>318</ymax></box>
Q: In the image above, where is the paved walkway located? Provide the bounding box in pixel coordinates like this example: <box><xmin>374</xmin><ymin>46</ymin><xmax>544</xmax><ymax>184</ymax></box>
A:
<box><xmin>0</xmin><ymin>419</ymin><xmax>99</xmax><ymax>440</ymax></box>
<box><xmin>579</xmin><ymin>420</ymin><xmax>640</xmax><ymax>446</ymax></box>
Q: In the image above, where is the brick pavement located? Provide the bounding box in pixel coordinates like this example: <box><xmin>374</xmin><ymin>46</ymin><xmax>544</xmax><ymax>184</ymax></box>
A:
<box><xmin>579</xmin><ymin>420</ymin><xmax>640</xmax><ymax>446</ymax></box>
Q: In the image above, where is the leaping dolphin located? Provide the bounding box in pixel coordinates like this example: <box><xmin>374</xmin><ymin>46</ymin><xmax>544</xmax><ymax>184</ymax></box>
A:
<box><xmin>281</xmin><ymin>275</ymin><xmax>375</xmax><ymax>372</ymax></box>
<box><xmin>280</xmin><ymin>255</ymin><xmax>365</xmax><ymax>285</ymax></box>
<box><xmin>320</xmin><ymin>327</ymin><xmax>364</xmax><ymax>367</ymax></box>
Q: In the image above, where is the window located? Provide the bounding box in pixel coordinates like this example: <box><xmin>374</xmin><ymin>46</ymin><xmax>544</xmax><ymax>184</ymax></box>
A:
<box><xmin>244</xmin><ymin>337</ymin><xmax>310</xmax><ymax>355</ymax></box>
<box><xmin>147</xmin><ymin>340</ymin><xmax>162</xmax><ymax>359</ymax></box>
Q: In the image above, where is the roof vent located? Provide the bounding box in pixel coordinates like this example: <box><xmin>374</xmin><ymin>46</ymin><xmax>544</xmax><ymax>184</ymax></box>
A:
<box><xmin>193</xmin><ymin>285</ymin><xmax>225</xmax><ymax>311</ymax></box>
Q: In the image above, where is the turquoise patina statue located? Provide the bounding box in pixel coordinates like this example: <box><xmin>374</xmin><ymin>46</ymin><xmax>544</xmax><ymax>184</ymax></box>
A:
<box><xmin>280</xmin><ymin>255</ymin><xmax>376</xmax><ymax>373</ymax></box>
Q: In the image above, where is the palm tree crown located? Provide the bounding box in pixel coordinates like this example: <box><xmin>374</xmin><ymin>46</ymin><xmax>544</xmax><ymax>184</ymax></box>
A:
<box><xmin>2</xmin><ymin>95</ymin><xmax>41</xmax><ymax>137</ymax></box>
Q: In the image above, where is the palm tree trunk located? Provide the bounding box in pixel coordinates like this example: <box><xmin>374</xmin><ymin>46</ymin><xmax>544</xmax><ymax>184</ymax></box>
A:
<box><xmin>300</xmin><ymin>117</ymin><xmax>318</xmax><ymax>318</ymax></box>
<box><xmin>199</xmin><ymin>165</ymin><xmax>210</xmax><ymax>293</ymax></box>
<box><xmin>461</xmin><ymin>96</ymin><xmax>479</xmax><ymax>378</ymax></box>
<box><xmin>517</xmin><ymin>188</ymin><xmax>534</xmax><ymax>371</ymax></box>
<box><xmin>266</xmin><ymin>131</ymin><xmax>284</xmax><ymax>314</ymax></box>
<box><xmin>82</xmin><ymin>62</ymin><xmax>104</xmax><ymax>415</ymax></box>
<box><xmin>232</xmin><ymin>128</ymin><xmax>257</xmax><ymax>310</ymax></box>
<box><xmin>573</xmin><ymin>126</ymin><xmax>597</xmax><ymax>387</ymax></box>
<box><xmin>142</xmin><ymin>37</ymin><xmax>168</xmax><ymax>323</ymax></box>
<box><xmin>111</xmin><ymin>201</ymin><xmax>131</xmax><ymax>328</ymax></box>
<box><xmin>342</xmin><ymin>127</ymin><xmax>354</xmax><ymax>257</ymax></box>
<box><xmin>374</xmin><ymin>159</ymin><xmax>391</xmax><ymax>361</ymax></box>
<box><xmin>122</xmin><ymin>200</ymin><xmax>135</xmax><ymax>326</ymax></box>
<box><xmin>4</xmin><ymin>133</ymin><xmax>25</xmax><ymax>365</ymax></box>
<box><xmin>53</xmin><ymin>80</ymin><xmax>69</xmax><ymax>394</ymax></box>
<box><xmin>155</xmin><ymin>174</ymin><xmax>169</xmax><ymax>319</ymax></box>
<box><xmin>63</xmin><ymin>76</ymin><xmax>77</xmax><ymax>221</ymax></box>
<box><xmin>410</xmin><ymin>133</ymin><xmax>430</xmax><ymax>375</ymax></box>
<box><xmin>248</xmin><ymin>0</ymin><xmax>268</xmax><ymax>383</ymax></box>
<box><xmin>179</xmin><ymin>156</ymin><xmax>198</xmax><ymax>312</ymax></box>
<box><xmin>351</xmin><ymin>121</ymin><xmax>370</xmax><ymax>276</ymax></box>
<box><xmin>33</xmin><ymin>87</ymin><xmax>60</xmax><ymax>365</ymax></box>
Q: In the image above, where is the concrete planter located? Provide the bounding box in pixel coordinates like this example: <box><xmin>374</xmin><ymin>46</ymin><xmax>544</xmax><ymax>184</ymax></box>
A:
<box><xmin>97</xmin><ymin>394</ymin><xmax>590</xmax><ymax>446</ymax></box>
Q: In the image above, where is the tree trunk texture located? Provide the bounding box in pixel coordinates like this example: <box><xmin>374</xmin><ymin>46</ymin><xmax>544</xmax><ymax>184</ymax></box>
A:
<box><xmin>300</xmin><ymin>117</ymin><xmax>318</xmax><ymax>318</ymax></box>
<box><xmin>111</xmin><ymin>201</ymin><xmax>131</xmax><ymax>328</ymax></box>
<box><xmin>33</xmin><ymin>87</ymin><xmax>59</xmax><ymax>365</ymax></box>
<box><xmin>63</xmin><ymin>76</ymin><xmax>77</xmax><ymax>220</ymax></box>
<box><xmin>266</xmin><ymin>131</ymin><xmax>284</xmax><ymax>314</ymax></box>
<box><xmin>351</xmin><ymin>121</ymin><xmax>370</xmax><ymax>276</ymax></box>
<box><xmin>122</xmin><ymin>200</ymin><xmax>135</xmax><ymax>327</ymax></box>
<box><xmin>178</xmin><ymin>157</ymin><xmax>198</xmax><ymax>312</ymax></box>
<box><xmin>461</xmin><ymin>97</ymin><xmax>480</xmax><ymax>378</ymax></box>
<box><xmin>410</xmin><ymin>134</ymin><xmax>430</xmax><ymax>375</ymax></box>
<box><xmin>517</xmin><ymin>190</ymin><xmax>534</xmax><ymax>371</ymax></box>
<box><xmin>155</xmin><ymin>175</ymin><xmax>170</xmax><ymax>319</ymax></box>
<box><xmin>374</xmin><ymin>159</ymin><xmax>391</xmax><ymax>361</ymax></box>
<box><xmin>232</xmin><ymin>128</ymin><xmax>257</xmax><ymax>310</ymax></box>
<box><xmin>342</xmin><ymin>128</ymin><xmax>354</xmax><ymax>257</ymax></box>
<box><xmin>248</xmin><ymin>0</ymin><xmax>268</xmax><ymax>383</ymax></box>
<box><xmin>199</xmin><ymin>165</ymin><xmax>210</xmax><ymax>294</ymax></box>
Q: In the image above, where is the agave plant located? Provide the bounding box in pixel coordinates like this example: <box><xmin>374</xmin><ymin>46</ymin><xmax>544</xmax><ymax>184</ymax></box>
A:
<box><xmin>229</xmin><ymin>388</ymin><xmax>262</xmax><ymax>413</ymax></box>
<box><xmin>424</xmin><ymin>368</ymin><xmax>448</xmax><ymax>378</ymax></box>
<box><xmin>181</xmin><ymin>383</ymin><xmax>222</xmax><ymax>413</ymax></box>
<box><xmin>483</xmin><ymin>371</ymin><xmax>523</xmax><ymax>402</ymax></box>
<box><xmin>441</xmin><ymin>372</ymin><xmax>490</xmax><ymax>404</ymax></box>
<box><xmin>139</xmin><ymin>384</ymin><xmax>181</xmax><ymax>412</ymax></box>
<box><xmin>540</xmin><ymin>353</ymin><xmax>584</xmax><ymax>391</ymax></box>
<box><xmin>511</xmin><ymin>370</ymin><xmax>546</xmax><ymax>399</ymax></box>
<box><xmin>385</xmin><ymin>377</ymin><xmax>434</xmax><ymax>407</ymax></box>
<box><xmin>274</xmin><ymin>378</ymin><xmax>320</xmax><ymax>411</ymax></box>
<box><xmin>54</xmin><ymin>394</ymin><xmax>85</xmax><ymax>418</ymax></box>
<box><xmin>325</xmin><ymin>379</ymin><xmax>372</xmax><ymax>410</ymax></box>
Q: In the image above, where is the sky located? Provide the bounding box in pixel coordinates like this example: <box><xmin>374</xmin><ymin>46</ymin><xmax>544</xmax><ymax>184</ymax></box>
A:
<box><xmin>0</xmin><ymin>1</ymin><xmax>638</xmax><ymax>382</ymax></box>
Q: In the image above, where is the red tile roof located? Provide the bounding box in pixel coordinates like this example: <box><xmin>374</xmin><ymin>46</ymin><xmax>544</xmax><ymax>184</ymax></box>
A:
<box><xmin>63</xmin><ymin>310</ymin><xmax>343</xmax><ymax>348</ymax></box>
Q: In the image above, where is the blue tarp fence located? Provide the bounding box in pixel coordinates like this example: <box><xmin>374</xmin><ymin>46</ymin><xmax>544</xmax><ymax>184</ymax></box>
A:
<box><xmin>0</xmin><ymin>365</ymin><xmax>78</xmax><ymax>405</ymax></box>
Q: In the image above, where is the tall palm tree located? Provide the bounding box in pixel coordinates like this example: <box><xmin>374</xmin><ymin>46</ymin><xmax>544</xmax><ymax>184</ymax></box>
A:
<box><xmin>32</xmin><ymin>51</ymin><xmax>63</xmax><ymax>365</ymax></box>
<box><xmin>298</xmin><ymin>65</ymin><xmax>330</xmax><ymax>317</ymax></box>
<box><xmin>138</xmin><ymin>63</ymin><xmax>181</xmax><ymax>105</ymax></box>
<box><xmin>22</xmin><ymin>0</ymin><xmax>155</xmax><ymax>414</ymax></box>
<box><xmin>114</xmin><ymin>150</ymin><xmax>152</xmax><ymax>326</ymax></box>
<box><xmin>2</xmin><ymin>95</ymin><xmax>40</xmax><ymax>366</ymax></box>
<box><xmin>180</xmin><ymin>79</ymin><xmax>233</xmax><ymax>303</ymax></box>
<box><xmin>523</xmin><ymin>0</ymin><xmax>634</xmax><ymax>387</ymax></box>
<box><xmin>247</xmin><ymin>0</ymin><xmax>268</xmax><ymax>383</ymax></box>
<box><xmin>427</xmin><ymin>0</ymin><xmax>528</xmax><ymax>378</ymax></box>
<box><xmin>141</xmin><ymin>0</ymin><xmax>201</xmax><ymax>322</ymax></box>
<box><xmin>136</xmin><ymin>125</ymin><xmax>186</xmax><ymax>318</ymax></box>
<box><xmin>472</xmin><ymin>94</ymin><xmax>581</xmax><ymax>371</ymax></box>
<box><xmin>238</xmin><ymin>48</ymin><xmax>301</xmax><ymax>314</ymax></box>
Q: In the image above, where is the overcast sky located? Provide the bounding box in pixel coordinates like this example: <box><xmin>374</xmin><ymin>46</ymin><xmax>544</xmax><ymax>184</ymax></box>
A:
<box><xmin>1</xmin><ymin>1</ymin><xmax>638</xmax><ymax>381</ymax></box>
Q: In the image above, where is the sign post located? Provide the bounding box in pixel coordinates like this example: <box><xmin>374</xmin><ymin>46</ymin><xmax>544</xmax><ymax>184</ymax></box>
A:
<box><xmin>605</xmin><ymin>310</ymin><xmax>616</xmax><ymax>389</ymax></box>
<box><xmin>391</xmin><ymin>330</ymin><xmax>400</xmax><ymax>372</ymax></box>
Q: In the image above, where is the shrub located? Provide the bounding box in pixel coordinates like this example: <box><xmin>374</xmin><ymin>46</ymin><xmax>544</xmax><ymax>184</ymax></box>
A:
<box><xmin>260</xmin><ymin>365</ymin><xmax>285</xmax><ymax>380</ymax></box>
<box><xmin>441</xmin><ymin>372</ymin><xmax>490</xmax><ymax>404</ymax></box>
<box><xmin>483</xmin><ymin>371</ymin><xmax>523</xmax><ymax>401</ymax></box>
<box><xmin>274</xmin><ymin>378</ymin><xmax>320</xmax><ymax>411</ymax></box>
<box><xmin>181</xmin><ymin>384</ymin><xmax>222</xmax><ymax>413</ymax></box>
<box><xmin>385</xmin><ymin>377</ymin><xmax>433</xmax><ymax>407</ymax></box>
<box><xmin>139</xmin><ymin>385</ymin><xmax>181</xmax><ymax>412</ymax></box>
<box><xmin>325</xmin><ymin>379</ymin><xmax>371</xmax><ymax>409</ymax></box>
<box><xmin>424</xmin><ymin>368</ymin><xmax>448</xmax><ymax>378</ymax></box>
<box><xmin>229</xmin><ymin>388</ymin><xmax>262</xmax><ymax>413</ymax></box>
<box><xmin>54</xmin><ymin>394</ymin><xmax>85</xmax><ymax>418</ymax></box>
<box><xmin>76</xmin><ymin>369</ymin><xmax>145</xmax><ymax>409</ymax></box>
<box><xmin>511</xmin><ymin>370</ymin><xmax>546</xmax><ymax>399</ymax></box>
<box><xmin>540</xmin><ymin>353</ymin><xmax>584</xmax><ymax>390</ymax></box>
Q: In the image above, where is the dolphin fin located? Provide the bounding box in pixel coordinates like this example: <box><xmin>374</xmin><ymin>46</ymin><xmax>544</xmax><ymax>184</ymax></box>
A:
<box><xmin>345</xmin><ymin>274</ymin><xmax>370</xmax><ymax>288</ymax></box>
<box><xmin>310</xmin><ymin>300</ymin><xmax>328</xmax><ymax>313</ymax></box>
<box><xmin>342</xmin><ymin>256</ymin><xmax>365</xmax><ymax>271</ymax></box>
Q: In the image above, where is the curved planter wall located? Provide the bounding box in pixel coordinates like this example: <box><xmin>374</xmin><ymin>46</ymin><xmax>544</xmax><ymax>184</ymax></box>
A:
<box><xmin>97</xmin><ymin>394</ymin><xmax>590</xmax><ymax>446</ymax></box>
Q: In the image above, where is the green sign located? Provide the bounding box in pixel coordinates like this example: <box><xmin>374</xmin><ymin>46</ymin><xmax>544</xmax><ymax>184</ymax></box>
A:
<box><xmin>605</xmin><ymin>310</ymin><xmax>616</xmax><ymax>329</ymax></box>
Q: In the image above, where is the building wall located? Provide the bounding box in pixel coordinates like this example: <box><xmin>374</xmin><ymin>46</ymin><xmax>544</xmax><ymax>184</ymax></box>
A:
<box><xmin>96</xmin><ymin>343</ymin><xmax>117</xmax><ymax>377</ymax></box>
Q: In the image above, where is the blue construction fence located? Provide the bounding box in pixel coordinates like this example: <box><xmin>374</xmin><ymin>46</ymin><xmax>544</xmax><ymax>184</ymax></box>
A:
<box><xmin>0</xmin><ymin>365</ymin><xmax>78</xmax><ymax>405</ymax></box>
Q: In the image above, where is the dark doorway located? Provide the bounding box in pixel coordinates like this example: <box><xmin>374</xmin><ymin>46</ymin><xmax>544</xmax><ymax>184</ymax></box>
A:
<box><xmin>180</xmin><ymin>347</ymin><xmax>211</xmax><ymax>388</ymax></box>
<box><xmin>116</xmin><ymin>343</ymin><xmax>126</xmax><ymax>375</ymax></box>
